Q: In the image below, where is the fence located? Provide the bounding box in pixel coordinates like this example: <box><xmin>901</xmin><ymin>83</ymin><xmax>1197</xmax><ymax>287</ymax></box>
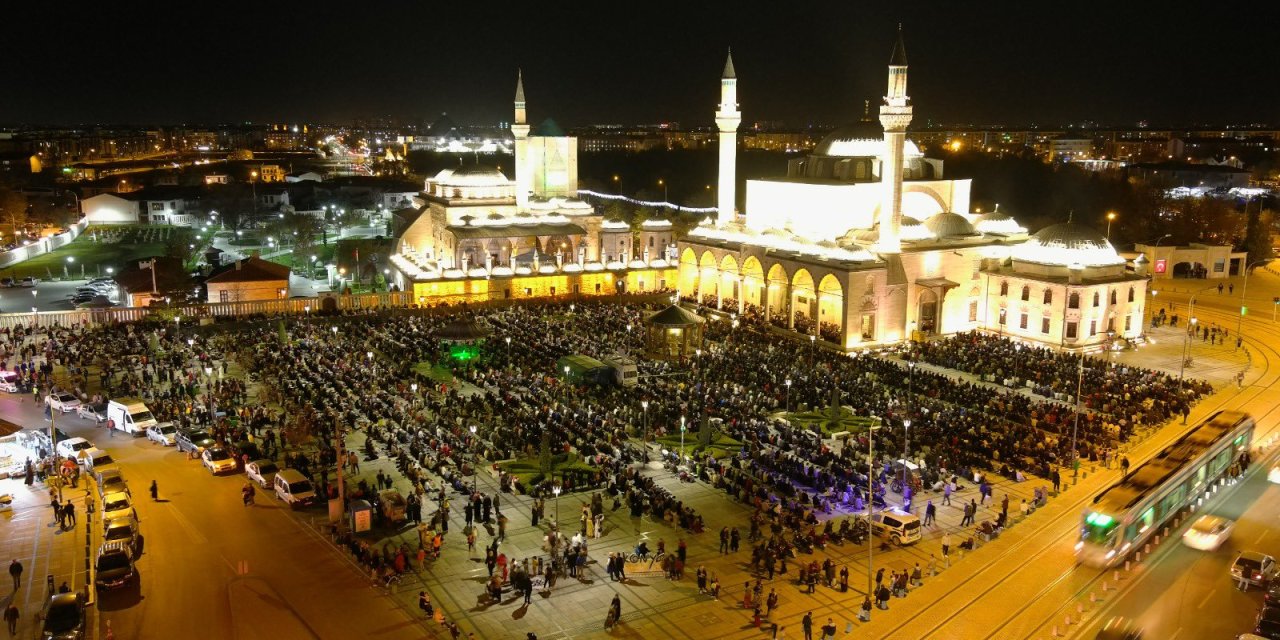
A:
<box><xmin>0</xmin><ymin>218</ymin><xmax>90</xmax><ymax>269</ymax></box>
<box><xmin>0</xmin><ymin>290</ymin><xmax>676</xmax><ymax>331</ymax></box>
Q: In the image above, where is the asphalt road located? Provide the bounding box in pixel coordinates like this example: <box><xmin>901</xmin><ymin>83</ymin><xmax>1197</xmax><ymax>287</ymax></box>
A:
<box><xmin>1077</xmin><ymin>455</ymin><xmax>1280</xmax><ymax>639</ymax></box>
<box><xmin>0</xmin><ymin>280</ymin><xmax>104</xmax><ymax>314</ymax></box>
<box><xmin>0</xmin><ymin>397</ymin><xmax>426</xmax><ymax>640</ymax></box>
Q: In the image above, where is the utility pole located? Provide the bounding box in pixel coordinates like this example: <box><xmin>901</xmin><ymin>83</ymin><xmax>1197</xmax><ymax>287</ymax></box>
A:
<box><xmin>334</xmin><ymin>417</ymin><xmax>346</xmax><ymax>529</ymax></box>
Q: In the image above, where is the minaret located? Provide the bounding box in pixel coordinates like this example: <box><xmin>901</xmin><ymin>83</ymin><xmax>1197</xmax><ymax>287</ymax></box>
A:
<box><xmin>511</xmin><ymin>69</ymin><xmax>531</xmax><ymax>209</ymax></box>
<box><xmin>715</xmin><ymin>49</ymin><xmax>741</xmax><ymax>219</ymax></box>
<box><xmin>876</xmin><ymin>26</ymin><xmax>912</xmax><ymax>254</ymax></box>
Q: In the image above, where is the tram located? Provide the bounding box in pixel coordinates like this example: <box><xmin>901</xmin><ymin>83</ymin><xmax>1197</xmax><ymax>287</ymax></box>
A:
<box><xmin>1076</xmin><ymin>410</ymin><xmax>1253</xmax><ymax>568</ymax></box>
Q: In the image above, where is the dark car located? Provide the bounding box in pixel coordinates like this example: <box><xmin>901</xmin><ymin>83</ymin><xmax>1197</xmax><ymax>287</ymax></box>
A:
<box><xmin>1095</xmin><ymin>617</ymin><xmax>1143</xmax><ymax>640</ymax></box>
<box><xmin>94</xmin><ymin>541</ymin><xmax>137</xmax><ymax>591</ymax></box>
<box><xmin>1257</xmin><ymin>604</ymin><xmax>1280</xmax><ymax>639</ymax></box>
<box><xmin>176</xmin><ymin>428</ymin><xmax>215</xmax><ymax>453</ymax></box>
<box><xmin>227</xmin><ymin>440</ymin><xmax>261</xmax><ymax>467</ymax></box>
<box><xmin>1268</xmin><ymin>582</ymin><xmax>1280</xmax><ymax>607</ymax></box>
<box><xmin>37</xmin><ymin>592</ymin><xmax>86</xmax><ymax>639</ymax></box>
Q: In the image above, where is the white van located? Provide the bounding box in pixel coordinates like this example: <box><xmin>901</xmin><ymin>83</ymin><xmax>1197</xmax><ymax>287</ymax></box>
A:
<box><xmin>0</xmin><ymin>371</ymin><xmax>20</xmax><ymax>393</ymax></box>
<box><xmin>866</xmin><ymin>509</ymin><xmax>923</xmax><ymax>546</ymax></box>
<box><xmin>107</xmin><ymin>398</ymin><xmax>157</xmax><ymax>436</ymax></box>
<box><xmin>273</xmin><ymin>469</ymin><xmax>316</xmax><ymax>508</ymax></box>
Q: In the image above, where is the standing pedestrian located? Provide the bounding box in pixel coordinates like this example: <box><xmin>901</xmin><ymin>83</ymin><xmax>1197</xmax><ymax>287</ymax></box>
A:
<box><xmin>418</xmin><ymin>592</ymin><xmax>434</xmax><ymax>619</ymax></box>
<box><xmin>924</xmin><ymin>500</ymin><xmax>935</xmax><ymax>526</ymax></box>
<box><xmin>801</xmin><ymin>612</ymin><xmax>813</xmax><ymax>640</ymax></box>
<box><xmin>941</xmin><ymin>533</ymin><xmax>951</xmax><ymax>564</ymax></box>
<box><xmin>3</xmin><ymin>603</ymin><xmax>17</xmax><ymax>635</ymax></box>
<box><xmin>7</xmin><ymin>560</ymin><xmax>20</xmax><ymax>591</ymax></box>
<box><xmin>149</xmin><ymin>480</ymin><xmax>159</xmax><ymax>501</ymax></box>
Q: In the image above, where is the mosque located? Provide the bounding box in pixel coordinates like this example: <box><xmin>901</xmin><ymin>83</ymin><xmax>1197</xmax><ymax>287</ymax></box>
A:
<box><xmin>678</xmin><ymin>29</ymin><xmax>1149</xmax><ymax>351</ymax></box>
<box><xmin>389</xmin><ymin>29</ymin><xmax>1148</xmax><ymax>351</ymax></box>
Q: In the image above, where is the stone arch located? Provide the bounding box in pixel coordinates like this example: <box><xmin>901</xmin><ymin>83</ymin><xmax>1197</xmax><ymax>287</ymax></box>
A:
<box><xmin>678</xmin><ymin>247</ymin><xmax>699</xmax><ymax>297</ymax></box>
<box><xmin>718</xmin><ymin>254</ymin><xmax>740</xmax><ymax>308</ymax></box>
<box><xmin>817</xmin><ymin>273</ymin><xmax>845</xmax><ymax>340</ymax></box>
<box><xmin>766</xmin><ymin>263</ymin><xmax>790</xmax><ymax>321</ymax></box>
<box><xmin>917</xmin><ymin>289</ymin><xmax>939</xmax><ymax>334</ymax></box>
<box><xmin>902</xmin><ymin>189</ymin><xmax>947</xmax><ymax>219</ymax></box>
<box><xmin>698</xmin><ymin>250</ymin><xmax>719</xmax><ymax>303</ymax></box>
<box><xmin>791</xmin><ymin>268</ymin><xmax>817</xmax><ymax>332</ymax></box>
<box><xmin>742</xmin><ymin>256</ymin><xmax>765</xmax><ymax>310</ymax></box>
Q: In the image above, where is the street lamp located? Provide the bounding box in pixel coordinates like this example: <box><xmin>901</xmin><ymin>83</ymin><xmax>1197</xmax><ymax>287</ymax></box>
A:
<box><xmin>679</xmin><ymin>415</ymin><xmax>687</xmax><ymax>468</ymax></box>
<box><xmin>640</xmin><ymin>400</ymin><xmax>650</xmax><ymax>460</ymax></box>
<box><xmin>1105</xmin><ymin>211</ymin><xmax>1116</xmax><ymax>240</ymax></box>
<box><xmin>469</xmin><ymin>425</ymin><xmax>478</xmax><ymax>492</ymax></box>
<box><xmin>657</xmin><ymin>178</ymin><xmax>668</xmax><ymax>202</ymax></box>
<box><xmin>902</xmin><ymin>418</ymin><xmax>912</xmax><ymax>509</ymax></box>
<box><xmin>1070</xmin><ymin>354</ymin><xmax>1085</xmax><ymax>478</ymax></box>
<box><xmin>1235</xmin><ymin>259</ymin><xmax>1269</xmax><ymax>350</ymax></box>
<box><xmin>552</xmin><ymin>482</ymin><xmax>562</xmax><ymax>527</ymax></box>
<box><xmin>785</xmin><ymin>378</ymin><xmax>792</xmax><ymax>411</ymax></box>
<box><xmin>865</xmin><ymin>417</ymin><xmax>883</xmax><ymax>621</ymax></box>
<box><xmin>204</xmin><ymin>366</ymin><xmax>214</xmax><ymax>422</ymax></box>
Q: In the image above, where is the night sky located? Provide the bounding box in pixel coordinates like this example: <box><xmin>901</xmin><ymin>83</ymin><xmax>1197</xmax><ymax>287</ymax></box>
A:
<box><xmin>4</xmin><ymin>2</ymin><xmax>1276</xmax><ymax>128</ymax></box>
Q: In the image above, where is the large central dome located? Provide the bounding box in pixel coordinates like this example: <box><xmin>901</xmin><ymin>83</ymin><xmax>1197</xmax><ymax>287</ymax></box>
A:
<box><xmin>814</xmin><ymin>121</ymin><xmax>883</xmax><ymax>157</ymax></box>
<box><xmin>1011</xmin><ymin>222</ymin><xmax>1124</xmax><ymax>267</ymax></box>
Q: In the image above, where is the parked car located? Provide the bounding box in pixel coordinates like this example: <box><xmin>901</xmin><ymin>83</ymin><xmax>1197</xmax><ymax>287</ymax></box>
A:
<box><xmin>45</xmin><ymin>392</ymin><xmax>82</xmax><ymax>414</ymax></box>
<box><xmin>95</xmin><ymin>469</ymin><xmax>130</xmax><ymax>499</ymax></box>
<box><xmin>273</xmin><ymin>469</ymin><xmax>316</xmax><ymax>508</ymax></box>
<box><xmin>19</xmin><ymin>276</ymin><xmax>38</xmax><ymax>287</ymax></box>
<box><xmin>1256</xmin><ymin>604</ymin><xmax>1280</xmax><ymax>639</ymax></box>
<box><xmin>145</xmin><ymin>422</ymin><xmax>177</xmax><ymax>446</ymax></box>
<box><xmin>0</xmin><ymin>277</ymin><xmax>13</xmax><ymax>288</ymax></box>
<box><xmin>103</xmin><ymin>516</ymin><xmax>140</xmax><ymax>554</ymax></box>
<box><xmin>379</xmin><ymin>490</ymin><xmax>407</xmax><ymax>524</ymax></box>
<box><xmin>1232</xmin><ymin>551</ymin><xmax>1278</xmax><ymax>590</ymax></box>
<box><xmin>201</xmin><ymin>447</ymin><xmax>237</xmax><ymax>475</ymax></box>
<box><xmin>36</xmin><ymin>592</ymin><xmax>86</xmax><ymax>639</ymax></box>
<box><xmin>83</xmin><ymin>449</ymin><xmax>118</xmax><ymax>476</ymax></box>
<box><xmin>94</xmin><ymin>541</ymin><xmax>137</xmax><ymax>591</ymax></box>
<box><xmin>55</xmin><ymin>437</ymin><xmax>93</xmax><ymax>459</ymax></box>
<box><xmin>861</xmin><ymin>509</ymin><xmax>923</xmax><ymax>546</ymax></box>
<box><xmin>244</xmin><ymin>459</ymin><xmax>279</xmax><ymax>490</ymax></box>
<box><xmin>227</xmin><ymin>440</ymin><xmax>261</xmax><ymax>467</ymax></box>
<box><xmin>0</xmin><ymin>371</ymin><xmax>21</xmax><ymax>393</ymax></box>
<box><xmin>76</xmin><ymin>402</ymin><xmax>108</xmax><ymax>423</ymax></box>
<box><xmin>176</xmin><ymin>428</ymin><xmax>214</xmax><ymax>454</ymax></box>
<box><xmin>100</xmin><ymin>491</ymin><xmax>136</xmax><ymax>522</ymax></box>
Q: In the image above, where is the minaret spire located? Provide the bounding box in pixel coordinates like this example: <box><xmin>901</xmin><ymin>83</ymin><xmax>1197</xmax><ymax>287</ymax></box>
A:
<box><xmin>876</xmin><ymin>26</ymin><xmax>913</xmax><ymax>255</ymax></box>
<box><xmin>716</xmin><ymin>48</ymin><xmax>742</xmax><ymax>219</ymax></box>
<box><xmin>512</xmin><ymin>69</ymin><xmax>531</xmax><ymax>209</ymax></box>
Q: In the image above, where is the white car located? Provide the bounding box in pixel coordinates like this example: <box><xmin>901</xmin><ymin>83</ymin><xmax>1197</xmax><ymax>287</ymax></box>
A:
<box><xmin>45</xmin><ymin>392</ymin><xmax>82</xmax><ymax>414</ymax></box>
<box><xmin>0</xmin><ymin>371</ymin><xmax>20</xmax><ymax>393</ymax></box>
<box><xmin>201</xmin><ymin>447</ymin><xmax>237</xmax><ymax>475</ymax></box>
<box><xmin>1183</xmin><ymin>515</ymin><xmax>1234</xmax><ymax>551</ymax></box>
<box><xmin>100</xmin><ymin>491</ymin><xmax>137</xmax><ymax>522</ymax></box>
<box><xmin>1268</xmin><ymin>464</ymin><xmax>1280</xmax><ymax>485</ymax></box>
<box><xmin>77</xmin><ymin>403</ymin><xmax>108</xmax><ymax>423</ymax></box>
<box><xmin>244</xmin><ymin>460</ymin><xmax>279</xmax><ymax>490</ymax></box>
<box><xmin>55</xmin><ymin>437</ymin><xmax>94</xmax><ymax>459</ymax></box>
<box><xmin>145</xmin><ymin>423</ymin><xmax>178</xmax><ymax>446</ymax></box>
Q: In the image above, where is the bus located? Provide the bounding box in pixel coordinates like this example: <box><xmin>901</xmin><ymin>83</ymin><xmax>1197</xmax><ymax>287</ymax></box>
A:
<box><xmin>1076</xmin><ymin>410</ymin><xmax>1253</xmax><ymax>568</ymax></box>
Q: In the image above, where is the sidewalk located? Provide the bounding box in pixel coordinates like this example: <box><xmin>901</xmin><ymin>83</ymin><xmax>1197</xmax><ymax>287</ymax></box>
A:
<box><xmin>0</xmin><ymin>474</ymin><xmax>95</xmax><ymax>639</ymax></box>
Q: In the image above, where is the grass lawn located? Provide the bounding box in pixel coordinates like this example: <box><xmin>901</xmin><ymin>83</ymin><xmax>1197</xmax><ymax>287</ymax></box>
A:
<box><xmin>411</xmin><ymin>362</ymin><xmax>455</xmax><ymax>385</ymax></box>
<box><xmin>2</xmin><ymin>226</ymin><xmax>196</xmax><ymax>279</ymax></box>
<box><xmin>498</xmin><ymin>454</ymin><xmax>598</xmax><ymax>489</ymax></box>
<box><xmin>656</xmin><ymin>432</ymin><xmax>744</xmax><ymax>459</ymax></box>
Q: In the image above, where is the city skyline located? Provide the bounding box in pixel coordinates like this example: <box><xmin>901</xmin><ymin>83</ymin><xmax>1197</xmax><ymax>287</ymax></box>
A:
<box><xmin>4</xmin><ymin>2</ymin><xmax>1278</xmax><ymax>128</ymax></box>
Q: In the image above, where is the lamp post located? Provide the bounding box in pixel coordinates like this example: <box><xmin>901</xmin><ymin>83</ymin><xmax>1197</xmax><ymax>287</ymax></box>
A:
<box><xmin>658</xmin><ymin>178</ymin><xmax>668</xmax><ymax>202</ymax></box>
<box><xmin>901</xmin><ymin>418</ymin><xmax>912</xmax><ymax>509</ymax></box>
<box><xmin>1105</xmin><ymin>211</ymin><xmax>1116</xmax><ymax>240</ymax></box>
<box><xmin>1179</xmin><ymin>316</ymin><xmax>1198</xmax><ymax>417</ymax></box>
<box><xmin>679</xmin><ymin>415</ymin><xmax>687</xmax><ymax>468</ymax></box>
<box><xmin>865</xmin><ymin>417</ymin><xmax>883</xmax><ymax>620</ymax></box>
<box><xmin>640</xmin><ymin>400</ymin><xmax>649</xmax><ymax>461</ymax></box>
<box><xmin>552</xmin><ymin>482</ymin><xmax>562</xmax><ymax>527</ymax></box>
<box><xmin>785</xmin><ymin>378</ymin><xmax>792</xmax><ymax>412</ymax></box>
<box><xmin>469</xmin><ymin>424</ymin><xmax>478</xmax><ymax>492</ymax></box>
<box><xmin>1235</xmin><ymin>259</ymin><xmax>1268</xmax><ymax>350</ymax></box>
<box><xmin>1070</xmin><ymin>354</ymin><xmax>1084</xmax><ymax>478</ymax></box>
<box><xmin>204</xmin><ymin>366</ymin><xmax>214</xmax><ymax>423</ymax></box>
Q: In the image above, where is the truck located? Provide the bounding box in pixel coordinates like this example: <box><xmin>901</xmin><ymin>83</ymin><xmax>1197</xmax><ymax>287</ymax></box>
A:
<box><xmin>557</xmin><ymin>354</ymin><xmax>637</xmax><ymax>387</ymax></box>
<box><xmin>107</xmin><ymin>398</ymin><xmax>157</xmax><ymax>437</ymax></box>
<box><xmin>600</xmin><ymin>355</ymin><xmax>638</xmax><ymax>387</ymax></box>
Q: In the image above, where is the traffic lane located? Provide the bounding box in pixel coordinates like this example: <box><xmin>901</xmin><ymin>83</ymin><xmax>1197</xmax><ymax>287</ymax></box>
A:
<box><xmin>1079</xmin><ymin>464</ymin><xmax>1280</xmax><ymax>638</ymax></box>
<box><xmin>103</xmin><ymin>436</ymin><xmax>424</xmax><ymax>640</ymax></box>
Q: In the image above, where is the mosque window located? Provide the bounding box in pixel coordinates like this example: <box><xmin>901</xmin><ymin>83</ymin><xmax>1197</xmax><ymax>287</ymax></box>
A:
<box><xmin>1041</xmin><ymin>317</ymin><xmax>1051</xmax><ymax>334</ymax></box>
<box><xmin>1128</xmin><ymin>287</ymin><xmax>1135</xmax><ymax>303</ymax></box>
<box><xmin>1043</xmin><ymin>290</ymin><xmax>1053</xmax><ymax>305</ymax></box>
<box><xmin>1020</xmin><ymin>286</ymin><xmax>1030</xmax><ymax>302</ymax></box>
<box><xmin>999</xmin><ymin>281</ymin><xmax>1009</xmax><ymax>297</ymax></box>
<box><xmin>998</xmin><ymin>309</ymin><xmax>1007</xmax><ymax>325</ymax></box>
<box><xmin>1092</xmin><ymin>292</ymin><xmax>1101</xmax><ymax>307</ymax></box>
<box><xmin>1110</xmin><ymin>290</ymin><xmax>1117</xmax><ymax>305</ymax></box>
<box><xmin>968</xmin><ymin>300</ymin><xmax>978</xmax><ymax>322</ymax></box>
<box><xmin>1019</xmin><ymin>313</ymin><xmax>1028</xmax><ymax>330</ymax></box>
<box><xmin>1090</xmin><ymin>320</ymin><xmax>1098</xmax><ymax>336</ymax></box>
<box><xmin>1068</xmin><ymin>293</ymin><xmax>1080</xmax><ymax>309</ymax></box>
<box><xmin>1125</xmin><ymin>315</ymin><xmax>1132</xmax><ymax>331</ymax></box>
<box><xmin>1066</xmin><ymin>322</ymin><xmax>1078</xmax><ymax>339</ymax></box>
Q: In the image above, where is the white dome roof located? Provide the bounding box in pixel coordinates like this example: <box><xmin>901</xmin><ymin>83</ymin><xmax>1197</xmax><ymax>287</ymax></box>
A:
<box><xmin>1011</xmin><ymin>222</ymin><xmax>1123</xmax><ymax>267</ymax></box>
<box><xmin>433</xmin><ymin>164</ymin><xmax>510</xmax><ymax>188</ymax></box>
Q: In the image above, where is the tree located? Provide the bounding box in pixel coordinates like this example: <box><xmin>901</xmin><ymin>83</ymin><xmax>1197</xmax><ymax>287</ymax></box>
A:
<box><xmin>1244</xmin><ymin>207</ymin><xmax>1274</xmax><ymax>266</ymax></box>
<box><xmin>165</xmin><ymin>234</ymin><xmax>194</xmax><ymax>267</ymax></box>
<box><xmin>0</xmin><ymin>187</ymin><xmax>28</xmax><ymax>234</ymax></box>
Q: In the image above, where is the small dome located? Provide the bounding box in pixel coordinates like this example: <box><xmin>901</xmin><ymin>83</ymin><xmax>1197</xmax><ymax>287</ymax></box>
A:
<box><xmin>923</xmin><ymin>212</ymin><xmax>977</xmax><ymax>238</ymax></box>
<box><xmin>974</xmin><ymin>211</ymin><xmax>1027</xmax><ymax>235</ymax></box>
<box><xmin>1012</xmin><ymin>222</ymin><xmax>1123</xmax><ymax>267</ymax></box>
<box><xmin>437</xmin><ymin>164</ymin><xmax>509</xmax><ymax>187</ymax></box>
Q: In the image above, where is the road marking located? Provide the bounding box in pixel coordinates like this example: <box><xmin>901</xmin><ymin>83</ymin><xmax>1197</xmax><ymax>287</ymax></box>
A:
<box><xmin>236</xmin><ymin>559</ymin><xmax>249</xmax><ymax>575</ymax></box>
<box><xmin>1257</xmin><ymin>531</ymin><xmax>1269</xmax><ymax>544</ymax></box>
<box><xmin>1197</xmin><ymin>588</ymin><xmax>1217</xmax><ymax>609</ymax></box>
<box><xmin>1168</xmin><ymin>627</ymin><xmax>1182</xmax><ymax>640</ymax></box>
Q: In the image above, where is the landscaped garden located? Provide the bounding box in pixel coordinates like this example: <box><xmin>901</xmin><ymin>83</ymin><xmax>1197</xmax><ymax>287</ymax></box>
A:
<box><xmin>1</xmin><ymin>225</ymin><xmax>198</xmax><ymax>279</ymax></box>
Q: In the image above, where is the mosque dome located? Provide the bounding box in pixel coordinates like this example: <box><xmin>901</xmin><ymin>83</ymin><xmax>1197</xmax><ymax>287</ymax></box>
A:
<box><xmin>439</xmin><ymin>164</ymin><xmax>509</xmax><ymax>187</ymax></box>
<box><xmin>1011</xmin><ymin>222</ymin><xmax>1124</xmax><ymax>267</ymax></box>
<box><xmin>923</xmin><ymin>212</ymin><xmax>977</xmax><ymax>238</ymax></box>
<box><xmin>814</xmin><ymin>121</ymin><xmax>883</xmax><ymax>157</ymax></box>
<box><xmin>973</xmin><ymin>211</ymin><xmax>1028</xmax><ymax>235</ymax></box>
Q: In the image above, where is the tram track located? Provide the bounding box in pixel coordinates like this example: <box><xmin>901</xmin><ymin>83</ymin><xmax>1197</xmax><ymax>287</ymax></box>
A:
<box><xmin>874</xmin><ymin>301</ymin><xmax>1279</xmax><ymax>640</ymax></box>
